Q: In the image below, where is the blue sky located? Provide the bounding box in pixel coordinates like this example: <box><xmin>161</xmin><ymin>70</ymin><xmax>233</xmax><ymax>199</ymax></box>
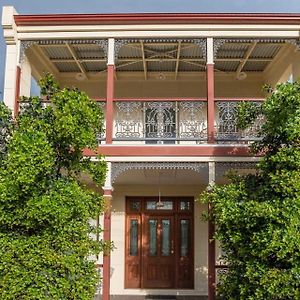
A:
<box><xmin>1</xmin><ymin>0</ymin><xmax>300</xmax><ymax>98</ymax></box>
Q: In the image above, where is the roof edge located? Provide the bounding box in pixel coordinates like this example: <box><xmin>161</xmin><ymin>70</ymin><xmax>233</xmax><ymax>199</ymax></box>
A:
<box><xmin>14</xmin><ymin>13</ymin><xmax>300</xmax><ymax>26</ymax></box>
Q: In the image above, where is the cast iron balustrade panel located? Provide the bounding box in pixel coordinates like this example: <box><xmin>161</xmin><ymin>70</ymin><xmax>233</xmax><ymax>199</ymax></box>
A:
<box><xmin>113</xmin><ymin>100</ymin><xmax>207</xmax><ymax>144</ymax></box>
<box><xmin>215</xmin><ymin>101</ymin><xmax>264</xmax><ymax>142</ymax></box>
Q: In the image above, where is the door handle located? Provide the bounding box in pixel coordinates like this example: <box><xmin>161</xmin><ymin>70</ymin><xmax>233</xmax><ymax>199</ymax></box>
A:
<box><xmin>171</xmin><ymin>240</ymin><xmax>174</xmax><ymax>254</ymax></box>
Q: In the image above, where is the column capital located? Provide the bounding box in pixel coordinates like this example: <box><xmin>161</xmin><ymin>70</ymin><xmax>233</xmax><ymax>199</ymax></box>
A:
<box><xmin>107</xmin><ymin>38</ymin><xmax>115</xmax><ymax>65</ymax></box>
<box><xmin>207</xmin><ymin>38</ymin><xmax>214</xmax><ymax>64</ymax></box>
<box><xmin>103</xmin><ymin>189</ymin><xmax>113</xmax><ymax>197</ymax></box>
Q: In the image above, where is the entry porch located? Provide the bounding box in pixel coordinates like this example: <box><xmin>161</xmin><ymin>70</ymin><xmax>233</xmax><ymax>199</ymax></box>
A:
<box><xmin>94</xmin><ymin>160</ymin><xmax>257</xmax><ymax>299</ymax></box>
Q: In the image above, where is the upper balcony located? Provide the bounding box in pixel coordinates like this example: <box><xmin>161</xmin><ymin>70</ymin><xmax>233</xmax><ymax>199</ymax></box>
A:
<box><xmin>4</xmin><ymin>28</ymin><xmax>300</xmax><ymax>153</ymax></box>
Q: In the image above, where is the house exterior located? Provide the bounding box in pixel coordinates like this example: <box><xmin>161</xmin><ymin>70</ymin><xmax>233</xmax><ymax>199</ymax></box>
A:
<box><xmin>2</xmin><ymin>6</ymin><xmax>300</xmax><ymax>300</ymax></box>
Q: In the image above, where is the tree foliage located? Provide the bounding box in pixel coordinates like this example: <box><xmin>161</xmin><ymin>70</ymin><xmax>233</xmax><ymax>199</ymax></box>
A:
<box><xmin>202</xmin><ymin>81</ymin><xmax>300</xmax><ymax>299</ymax></box>
<box><xmin>0</xmin><ymin>74</ymin><xmax>107</xmax><ymax>300</ymax></box>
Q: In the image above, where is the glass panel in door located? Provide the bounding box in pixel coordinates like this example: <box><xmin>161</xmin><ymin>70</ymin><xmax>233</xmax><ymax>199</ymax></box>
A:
<box><xmin>149</xmin><ymin>219</ymin><xmax>158</xmax><ymax>256</ymax></box>
<box><xmin>161</xmin><ymin>219</ymin><xmax>171</xmax><ymax>256</ymax></box>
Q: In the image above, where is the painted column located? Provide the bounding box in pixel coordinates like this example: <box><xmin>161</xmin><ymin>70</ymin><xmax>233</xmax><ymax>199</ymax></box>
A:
<box><xmin>14</xmin><ymin>65</ymin><xmax>21</xmax><ymax>117</ymax></box>
<box><xmin>102</xmin><ymin>162</ymin><xmax>113</xmax><ymax>300</ymax></box>
<box><xmin>2</xmin><ymin>6</ymin><xmax>19</xmax><ymax>116</ymax></box>
<box><xmin>206</xmin><ymin>38</ymin><xmax>215</xmax><ymax>143</ymax></box>
<box><xmin>106</xmin><ymin>39</ymin><xmax>115</xmax><ymax>144</ymax></box>
<box><xmin>19</xmin><ymin>56</ymin><xmax>32</xmax><ymax>98</ymax></box>
<box><xmin>208</xmin><ymin>161</ymin><xmax>216</xmax><ymax>300</ymax></box>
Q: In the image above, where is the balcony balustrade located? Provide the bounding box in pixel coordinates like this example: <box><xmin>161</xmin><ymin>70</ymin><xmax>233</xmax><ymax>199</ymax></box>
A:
<box><xmin>113</xmin><ymin>100</ymin><xmax>207</xmax><ymax>144</ymax></box>
<box><xmin>97</xmin><ymin>99</ymin><xmax>264</xmax><ymax>144</ymax></box>
<box><xmin>19</xmin><ymin>98</ymin><xmax>264</xmax><ymax>145</ymax></box>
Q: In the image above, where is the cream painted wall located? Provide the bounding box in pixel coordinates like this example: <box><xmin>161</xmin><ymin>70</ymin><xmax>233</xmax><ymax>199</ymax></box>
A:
<box><xmin>263</xmin><ymin>45</ymin><xmax>295</xmax><ymax>87</ymax></box>
<box><xmin>3</xmin><ymin>44</ymin><xmax>18</xmax><ymax>111</ymax></box>
<box><xmin>59</xmin><ymin>73</ymin><xmax>264</xmax><ymax>99</ymax></box>
<box><xmin>109</xmin><ymin>184</ymin><xmax>209</xmax><ymax>297</ymax></box>
<box><xmin>292</xmin><ymin>51</ymin><xmax>300</xmax><ymax>82</ymax></box>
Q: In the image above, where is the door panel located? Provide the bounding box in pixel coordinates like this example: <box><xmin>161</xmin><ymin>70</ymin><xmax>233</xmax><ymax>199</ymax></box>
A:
<box><xmin>177</xmin><ymin>217</ymin><xmax>194</xmax><ymax>288</ymax></box>
<box><xmin>143</xmin><ymin>215</ymin><xmax>175</xmax><ymax>288</ymax></box>
<box><xmin>125</xmin><ymin>216</ymin><xmax>141</xmax><ymax>288</ymax></box>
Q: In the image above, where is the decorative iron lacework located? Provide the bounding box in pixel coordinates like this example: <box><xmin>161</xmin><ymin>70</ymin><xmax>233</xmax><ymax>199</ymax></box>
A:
<box><xmin>113</xmin><ymin>101</ymin><xmax>207</xmax><ymax>141</ymax></box>
<box><xmin>115</xmin><ymin>102</ymin><xmax>142</xmax><ymax>138</ymax></box>
<box><xmin>111</xmin><ymin>162</ymin><xmax>208</xmax><ymax>183</ymax></box>
<box><xmin>217</xmin><ymin>162</ymin><xmax>258</xmax><ymax>170</ymax></box>
<box><xmin>96</xmin><ymin>102</ymin><xmax>106</xmax><ymax>141</ymax></box>
<box><xmin>95</xmin><ymin>264</ymin><xmax>103</xmax><ymax>295</ymax></box>
<box><xmin>19</xmin><ymin>39</ymin><xmax>108</xmax><ymax>63</ymax></box>
<box><xmin>179</xmin><ymin>102</ymin><xmax>207</xmax><ymax>139</ymax></box>
<box><xmin>215</xmin><ymin>101</ymin><xmax>263</xmax><ymax>141</ymax></box>
<box><xmin>146</xmin><ymin>102</ymin><xmax>176</xmax><ymax>139</ymax></box>
<box><xmin>216</xmin><ymin>266</ymin><xmax>229</xmax><ymax>285</ymax></box>
<box><xmin>216</xmin><ymin>161</ymin><xmax>258</xmax><ymax>179</ymax></box>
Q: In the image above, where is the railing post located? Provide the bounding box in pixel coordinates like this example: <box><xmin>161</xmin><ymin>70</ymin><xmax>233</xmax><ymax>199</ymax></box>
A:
<box><xmin>106</xmin><ymin>38</ymin><xmax>115</xmax><ymax>144</ymax></box>
<box><xmin>206</xmin><ymin>38</ymin><xmax>215</xmax><ymax>143</ymax></box>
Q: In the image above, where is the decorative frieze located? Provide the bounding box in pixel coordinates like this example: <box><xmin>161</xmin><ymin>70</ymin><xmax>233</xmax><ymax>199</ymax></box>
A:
<box><xmin>191</xmin><ymin>38</ymin><xmax>207</xmax><ymax>60</ymax></box>
<box><xmin>111</xmin><ymin>162</ymin><xmax>208</xmax><ymax>183</ymax></box>
<box><xmin>114</xmin><ymin>38</ymin><xmax>207</xmax><ymax>60</ymax></box>
<box><xmin>213</xmin><ymin>38</ymin><xmax>300</xmax><ymax>59</ymax></box>
<box><xmin>19</xmin><ymin>41</ymin><xmax>39</xmax><ymax>63</ymax></box>
<box><xmin>19</xmin><ymin>39</ymin><xmax>108</xmax><ymax>63</ymax></box>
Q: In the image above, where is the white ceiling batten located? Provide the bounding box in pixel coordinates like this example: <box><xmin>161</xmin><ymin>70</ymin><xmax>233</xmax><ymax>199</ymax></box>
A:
<box><xmin>175</xmin><ymin>40</ymin><xmax>182</xmax><ymax>80</ymax></box>
<box><xmin>236</xmin><ymin>41</ymin><xmax>257</xmax><ymax>80</ymax></box>
<box><xmin>141</xmin><ymin>41</ymin><xmax>148</xmax><ymax>80</ymax></box>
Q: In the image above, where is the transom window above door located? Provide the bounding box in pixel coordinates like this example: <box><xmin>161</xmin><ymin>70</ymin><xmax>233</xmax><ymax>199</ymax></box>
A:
<box><xmin>126</xmin><ymin>197</ymin><xmax>193</xmax><ymax>213</ymax></box>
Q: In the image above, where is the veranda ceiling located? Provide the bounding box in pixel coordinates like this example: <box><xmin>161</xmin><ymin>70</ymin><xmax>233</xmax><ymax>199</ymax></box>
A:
<box><xmin>33</xmin><ymin>39</ymin><xmax>285</xmax><ymax>78</ymax></box>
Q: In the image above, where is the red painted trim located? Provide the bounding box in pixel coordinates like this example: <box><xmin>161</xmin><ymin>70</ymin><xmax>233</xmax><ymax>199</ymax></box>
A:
<box><xmin>207</xmin><ymin>64</ymin><xmax>215</xmax><ymax>143</ymax></box>
<box><xmin>103</xmin><ymin>189</ymin><xmax>113</xmax><ymax>196</ymax></box>
<box><xmin>84</xmin><ymin>145</ymin><xmax>255</xmax><ymax>157</ymax></box>
<box><xmin>106</xmin><ymin>65</ymin><xmax>114</xmax><ymax>144</ymax></box>
<box><xmin>94</xmin><ymin>97</ymin><xmax>264</xmax><ymax>102</ymax></box>
<box><xmin>208</xmin><ymin>204</ymin><xmax>216</xmax><ymax>300</ymax></box>
<box><xmin>215</xmin><ymin>97</ymin><xmax>265</xmax><ymax>102</ymax></box>
<box><xmin>14</xmin><ymin>13</ymin><xmax>300</xmax><ymax>26</ymax></box>
<box><xmin>94</xmin><ymin>98</ymin><xmax>207</xmax><ymax>102</ymax></box>
<box><xmin>14</xmin><ymin>66</ymin><xmax>21</xmax><ymax>118</ymax></box>
<box><xmin>113</xmin><ymin>97</ymin><xmax>207</xmax><ymax>102</ymax></box>
<box><xmin>103</xmin><ymin>208</ymin><xmax>111</xmax><ymax>300</ymax></box>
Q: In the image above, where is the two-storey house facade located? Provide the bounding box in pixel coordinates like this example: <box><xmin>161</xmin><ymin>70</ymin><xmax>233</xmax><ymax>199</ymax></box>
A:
<box><xmin>3</xmin><ymin>6</ymin><xmax>300</xmax><ymax>300</ymax></box>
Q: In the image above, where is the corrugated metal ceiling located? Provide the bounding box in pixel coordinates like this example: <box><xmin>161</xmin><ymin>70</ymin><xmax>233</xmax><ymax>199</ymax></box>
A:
<box><xmin>43</xmin><ymin>46</ymin><xmax>73</xmax><ymax>60</ymax></box>
<box><xmin>53</xmin><ymin>62</ymin><xmax>80</xmax><ymax>73</ymax></box>
<box><xmin>40</xmin><ymin>41</ymin><xmax>285</xmax><ymax>74</ymax></box>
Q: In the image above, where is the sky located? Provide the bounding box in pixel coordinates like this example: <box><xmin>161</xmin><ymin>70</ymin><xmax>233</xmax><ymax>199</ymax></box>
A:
<box><xmin>1</xmin><ymin>0</ymin><xmax>300</xmax><ymax>98</ymax></box>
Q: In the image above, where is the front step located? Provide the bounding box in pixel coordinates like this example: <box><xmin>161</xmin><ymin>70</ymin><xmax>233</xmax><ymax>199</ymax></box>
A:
<box><xmin>145</xmin><ymin>296</ymin><xmax>176</xmax><ymax>300</ymax></box>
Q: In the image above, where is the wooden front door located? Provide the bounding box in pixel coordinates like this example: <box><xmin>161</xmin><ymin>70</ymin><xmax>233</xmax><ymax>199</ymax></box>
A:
<box><xmin>125</xmin><ymin>197</ymin><xmax>194</xmax><ymax>289</ymax></box>
<box><xmin>143</xmin><ymin>215</ymin><xmax>175</xmax><ymax>288</ymax></box>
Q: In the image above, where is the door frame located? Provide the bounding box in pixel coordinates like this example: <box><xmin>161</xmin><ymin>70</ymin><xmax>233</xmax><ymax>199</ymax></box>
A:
<box><xmin>125</xmin><ymin>196</ymin><xmax>194</xmax><ymax>289</ymax></box>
